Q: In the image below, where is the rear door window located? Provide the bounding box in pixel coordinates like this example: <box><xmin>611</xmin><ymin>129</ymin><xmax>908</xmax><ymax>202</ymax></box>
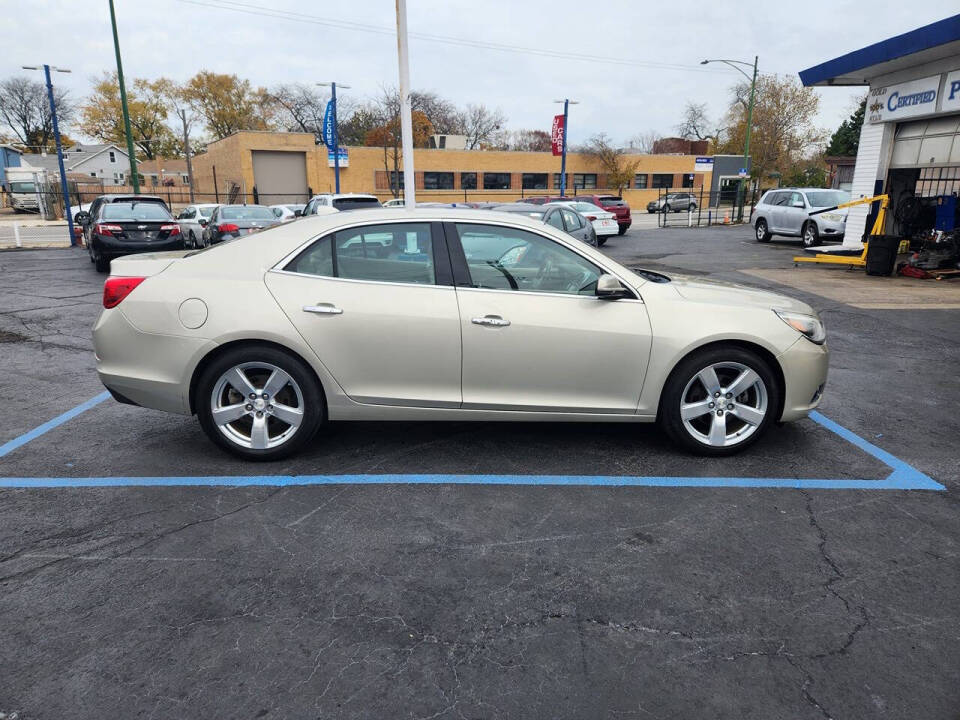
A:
<box><xmin>332</xmin><ymin>197</ymin><xmax>381</xmax><ymax>210</ymax></box>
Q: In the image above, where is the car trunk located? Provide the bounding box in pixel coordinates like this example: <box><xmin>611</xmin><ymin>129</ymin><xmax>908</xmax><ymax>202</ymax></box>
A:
<box><xmin>101</xmin><ymin>220</ymin><xmax>179</xmax><ymax>244</ymax></box>
<box><xmin>598</xmin><ymin>197</ymin><xmax>630</xmax><ymax>220</ymax></box>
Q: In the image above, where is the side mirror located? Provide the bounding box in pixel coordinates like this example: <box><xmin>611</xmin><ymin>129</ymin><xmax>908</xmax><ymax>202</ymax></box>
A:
<box><xmin>199</xmin><ymin>218</ymin><xmax>208</xmax><ymax>227</ymax></box>
<box><xmin>792</xmin><ymin>200</ymin><xmax>805</xmax><ymax>209</ymax></box>
<box><xmin>74</xmin><ymin>211</ymin><xmax>90</xmax><ymax>224</ymax></box>
<box><xmin>294</xmin><ymin>209</ymin><xmax>302</xmax><ymax>217</ymax></box>
<box><xmin>596</xmin><ymin>273</ymin><xmax>631</xmax><ymax>300</ymax></box>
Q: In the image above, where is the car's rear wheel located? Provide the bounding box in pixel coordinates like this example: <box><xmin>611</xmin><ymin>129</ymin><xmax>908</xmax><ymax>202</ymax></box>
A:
<box><xmin>188</xmin><ymin>230</ymin><xmax>197</xmax><ymax>249</ymax></box>
<box><xmin>196</xmin><ymin>345</ymin><xmax>324</xmax><ymax>460</ymax></box>
<box><xmin>94</xmin><ymin>252</ymin><xmax>110</xmax><ymax>273</ymax></box>
<box><xmin>597</xmin><ymin>237</ymin><xmax>607</xmax><ymax>247</ymax></box>
<box><xmin>801</xmin><ymin>222</ymin><xmax>819</xmax><ymax>248</ymax></box>
<box><xmin>663</xmin><ymin>204</ymin><xmax>672</xmax><ymax>213</ymax></box>
<box><xmin>659</xmin><ymin>345</ymin><xmax>780</xmax><ymax>456</ymax></box>
<box><xmin>755</xmin><ymin>219</ymin><xmax>771</xmax><ymax>242</ymax></box>
<box><xmin>618</xmin><ymin>225</ymin><xmax>627</xmax><ymax>235</ymax></box>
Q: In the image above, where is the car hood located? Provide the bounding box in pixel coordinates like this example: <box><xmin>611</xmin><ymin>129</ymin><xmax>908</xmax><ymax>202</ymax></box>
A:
<box><xmin>668</xmin><ymin>274</ymin><xmax>814</xmax><ymax>314</ymax></box>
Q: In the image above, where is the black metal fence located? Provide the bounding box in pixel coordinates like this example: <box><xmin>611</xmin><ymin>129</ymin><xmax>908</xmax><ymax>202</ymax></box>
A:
<box><xmin>653</xmin><ymin>187</ymin><xmax>758</xmax><ymax>228</ymax></box>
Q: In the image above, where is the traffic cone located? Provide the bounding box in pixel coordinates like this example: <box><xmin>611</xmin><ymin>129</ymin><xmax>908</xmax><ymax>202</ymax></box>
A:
<box><xmin>723</xmin><ymin>210</ymin><xmax>730</xmax><ymax>224</ymax></box>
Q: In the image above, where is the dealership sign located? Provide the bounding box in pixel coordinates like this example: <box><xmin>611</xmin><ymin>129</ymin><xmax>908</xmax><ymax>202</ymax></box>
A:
<box><xmin>322</xmin><ymin>100</ymin><xmax>336</xmax><ymax>150</ymax></box>
<box><xmin>868</xmin><ymin>75</ymin><xmax>944</xmax><ymax>123</ymax></box>
<box><xmin>327</xmin><ymin>147</ymin><xmax>348</xmax><ymax>167</ymax></box>
<box><xmin>943</xmin><ymin>69</ymin><xmax>960</xmax><ymax>114</ymax></box>
<box><xmin>551</xmin><ymin>114</ymin><xmax>565</xmax><ymax>156</ymax></box>
<box><xmin>694</xmin><ymin>156</ymin><xmax>714</xmax><ymax>172</ymax></box>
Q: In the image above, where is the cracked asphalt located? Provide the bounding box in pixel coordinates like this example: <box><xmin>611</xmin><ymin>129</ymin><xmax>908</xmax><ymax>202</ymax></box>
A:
<box><xmin>1</xmin><ymin>226</ymin><xmax>958</xmax><ymax>719</ymax></box>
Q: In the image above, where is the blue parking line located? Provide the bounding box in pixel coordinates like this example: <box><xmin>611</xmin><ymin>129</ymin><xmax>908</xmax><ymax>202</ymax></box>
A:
<box><xmin>0</xmin><ymin>392</ymin><xmax>945</xmax><ymax>491</ymax></box>
<box><xmin>0</xmin><ymin>391</ymin><xmax>110</xmax><ymax>459</ymax></box>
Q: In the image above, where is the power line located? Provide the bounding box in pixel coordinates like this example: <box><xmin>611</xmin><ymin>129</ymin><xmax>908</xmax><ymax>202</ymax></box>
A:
<box><xmin>172</xmin><ymin>0</ymin><xmax>737</xmax><ymax>75</ymax></box>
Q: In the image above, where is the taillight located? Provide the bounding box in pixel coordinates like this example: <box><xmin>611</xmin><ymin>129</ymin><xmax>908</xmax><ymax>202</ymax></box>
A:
<box><xmin>586</xmin><ymin>215</ymin><xmax>597</xmax><ymax>221</ymax></box>
<box><xmin>103</xmin><ymin>276</ymin><xmax>145</xmax><ymax>309</ymax></box>
<box><xmin>95</xmin><ymin>223</ymin><xmax>123</xmax><ymax>236</ymax></box>
<box><xmin>218</xmin><ymin>223</ymin><xmax>239</xmax><ymax>233</ymax></box>
<box><xmin>161</xmin><ymin>223</ymin><xmax>181</xmax><ymax>236</ymax></box>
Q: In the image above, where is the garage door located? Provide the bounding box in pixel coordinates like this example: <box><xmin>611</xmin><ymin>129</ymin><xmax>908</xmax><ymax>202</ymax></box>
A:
<box><xmin>251</xmin><ymin>150</ymin><xmax>308</xmax><ymax>205</ymax></box>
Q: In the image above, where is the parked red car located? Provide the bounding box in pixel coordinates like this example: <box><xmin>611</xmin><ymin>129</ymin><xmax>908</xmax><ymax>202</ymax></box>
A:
<box><xmin>521</xmin><ymin>194</ymin><xmax>631</xmax><ymax>235</ymax></box>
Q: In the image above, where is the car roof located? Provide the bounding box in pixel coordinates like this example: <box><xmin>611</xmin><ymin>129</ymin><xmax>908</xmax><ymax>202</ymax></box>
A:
<box><xmin>220</xmin><ymin>203</ymin><xmax>271</xmax><ymax>209</ymax></box>
<box><xmin>492</xmin><ymin>204</ymin><xmax>545</xmax><ymax>213</ymax></box>
<box><xmin>310</xmin><ymin>193</ymin><xmax>378</xmax><ymax>200</ymax></box>
<box><xmin>97</xmin><ymin>194</ymin><xmax>166</xmax><ymax>202</ymax></box>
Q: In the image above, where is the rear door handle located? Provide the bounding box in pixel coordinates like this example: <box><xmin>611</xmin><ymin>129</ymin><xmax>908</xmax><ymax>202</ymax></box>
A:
<box><xmin>302</xmin><ymin>303</ymin><xmax>343</xmax><ymax>315</ymax></box>
<box><xmin>471</xmin><ymin>315</ymin><xmax>510</xmax><ymax>327</ymax></box>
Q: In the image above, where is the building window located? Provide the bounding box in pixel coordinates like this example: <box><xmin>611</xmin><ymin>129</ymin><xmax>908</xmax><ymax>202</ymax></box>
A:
<box><xmin>634</xmin><ymin>173</ymin><xmax>648</xmax><ymax>189</ymax></box>
<box><xmin>388</xmin><ymin>171</ymin><xmax>405</xmax><ymax>190</ymax></box>
<box><xmin>89</xmin><ymin>172</ymin><xmax>96</xmax><ymax>178</ymax></box>
<box><xmin>460</xmin><ymin>172</ymin><xmax>477</xmax><ymax>190</ymax></box>
<box><xmin>150</xmin><ymin>175</ymin><xmax>158</xmax><ymax>186</ymax></box>
<box><xmin>424</xmin><ymin>171</ymin><xmax>454</xmax><ymax>190</ymax></box>
<box><xmin>182</xmin><ymin>174</ymin><xmax>189</xmax><ymax>184</ymax></box>
<box><xmin>681</xmin><ymin>174</ymin><xmax>694</xmax><ymax>188</ymax></box>
<box><xmin>109</xmin><ymin>151</ymin><xmax>116</xmax><ymax>163</ymax></box>
<box><xmin>483</xmin><ymin>172</ymin><xmax>511</xmax><ymax>190</ymax></box>
<box><xmin>573</xmin><ymin>173</ymin><xmax>597</xmax><ymax>190</ymax></box>
<box><xmin>522</xmin><ymin>173</ymin><xmax>548</xmax><ymax>190</ymax></box>
<box><xmin>652</xmin><ymin>173</ymin><xmax>673</xmax><ymax>189</ymax></box>
<box><xmin>552</xmin><ymin>173</ymin><xmax>569</xmax><ymax>190</ymax></box>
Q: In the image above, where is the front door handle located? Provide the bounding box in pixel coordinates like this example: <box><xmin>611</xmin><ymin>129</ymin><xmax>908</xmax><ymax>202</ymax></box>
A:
<box><xmin>302</xmin><ymin>303</ymin><xmax>343</xmax><ymax>315</ymax></box>
<box><xmin>471</xmin><ymin>315</ymin><xmax>510</xmax><ymax>327</ymax></box>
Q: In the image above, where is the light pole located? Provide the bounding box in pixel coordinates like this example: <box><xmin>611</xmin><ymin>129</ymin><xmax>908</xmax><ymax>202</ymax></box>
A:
<box><xmin>702</xmin><ymin>56</ymin><xmax>758</xmax><ymax>221</ymax></box>
<box><xmin>317</xmin><ymin>82</ymin><xmax>350</xmax><ymax>194</ymax></box>
<box><xmin>22</xmin><ymin>64</ymin><xmax>75</xmax><ymax>246</ymax></box>
<box><xmin>395</xmin><ymin>0</ymin><xmax>416</xmax><ymax>208</ymax></box>
<box><xmin>109</xmin><ymin>0</ymin><xmax>139</xmax><ymax>194</ymax></box>
<box><xmin>553</xmin><ymin>99</ymin><xmax>578</xmax><ymax>197</ymax></box>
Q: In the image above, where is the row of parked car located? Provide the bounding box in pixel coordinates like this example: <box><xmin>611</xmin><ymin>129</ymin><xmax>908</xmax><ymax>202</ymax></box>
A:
<box><xmin>74</xmin><ymin>190</ymin><xmax>637</xmax><ymax>272</ymax></box>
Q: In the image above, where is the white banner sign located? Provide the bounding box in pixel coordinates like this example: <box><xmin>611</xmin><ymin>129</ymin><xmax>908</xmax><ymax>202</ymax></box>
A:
<box><xmin>694</xmin><ymin>156</ymin><xmax>714</xmax><ymax>172</ymax></box>
<box><xmin>868</xmin><ymin>75</ymin><xmax>940</xmax><ymax>123</ymax></box>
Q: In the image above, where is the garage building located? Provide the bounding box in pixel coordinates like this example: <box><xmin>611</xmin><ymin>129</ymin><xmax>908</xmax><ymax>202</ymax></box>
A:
<box><xmin>800</xmin><ymin>14</ymin><xmax>960</xmax><ymax>246</ymax></box>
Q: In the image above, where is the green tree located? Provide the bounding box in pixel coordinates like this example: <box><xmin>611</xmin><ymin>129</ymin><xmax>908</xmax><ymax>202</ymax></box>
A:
<box><xmin>181</xmin><ymin>71</ymin><xmax>275</xmax><ymax>140</ymax></box>
<box><xmin>825</xmin><ymin>96</ymin><xmax>866</xmax><ymax>156</ymax></box>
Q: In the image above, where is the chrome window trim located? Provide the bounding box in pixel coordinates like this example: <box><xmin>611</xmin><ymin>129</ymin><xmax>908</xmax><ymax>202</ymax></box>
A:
<box><xmin>454</xmin><ymin>285</ymin><xmax>643</xmax><ymax>303</ymax></box>
<box><xmin>268</xmin><ymin>267</ymin><xmax>455</xmax><ymax>291</ymax></box>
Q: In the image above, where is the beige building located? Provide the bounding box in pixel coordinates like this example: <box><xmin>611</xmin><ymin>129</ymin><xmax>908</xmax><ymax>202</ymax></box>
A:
<box><xmin>191</xmin><ymin>131</ymin><xmax>715</xmax><ymax>207</ymax></box>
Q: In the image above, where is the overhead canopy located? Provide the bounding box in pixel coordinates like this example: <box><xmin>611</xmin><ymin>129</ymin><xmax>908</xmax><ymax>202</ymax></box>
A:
<box><xmin>799</xmin><ymin>14</ymin><xmax>960</xmax><ymax>87</ymax></box>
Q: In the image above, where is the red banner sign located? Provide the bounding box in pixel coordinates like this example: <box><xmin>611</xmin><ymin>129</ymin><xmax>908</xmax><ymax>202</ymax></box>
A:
<box><xmin>551</xmin><ymin>114</ymin><xmax>565</xmax><ymax>156</ymax></box>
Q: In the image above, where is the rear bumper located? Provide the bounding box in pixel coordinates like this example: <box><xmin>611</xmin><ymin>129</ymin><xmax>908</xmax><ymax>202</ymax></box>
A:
<box><xmin>94</xmin><ymin>235</ymin><xmax>185</xmax><ymax>256</ymax></box>
<box><xmin>779</xmin><ymin>338</ymin><xmax>829</xmax><ymax>422</ymax></box>
<box><xmin>616</xmin><ymin>217</ymin><xmax>631</xmax><ymax>229</ymax></box>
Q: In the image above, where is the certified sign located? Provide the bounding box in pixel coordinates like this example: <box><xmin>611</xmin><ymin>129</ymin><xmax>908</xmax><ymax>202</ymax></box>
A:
<box><xmin>868</xmin><ymin>75</ymin><xmax>940</xmax><ymax>123</ymax></box>
<box><xmin>942</xmin><ymin>70</ymin><xmax>960</xmax><ymax>115</ymax></box>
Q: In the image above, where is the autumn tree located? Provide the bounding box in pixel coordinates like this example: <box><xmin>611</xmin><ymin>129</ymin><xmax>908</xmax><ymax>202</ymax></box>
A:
<box><xmin>717</xmin><ymin>74</ymin><xmax>827</xmax><ymax>186</ymax></box>
<box><xmin>79</xmin><ymin>73</ymin><xmax>180</xmax><ymax>159</ymax></box>
<box><xmin>825</xmin><ymin>96</ymin><xmax>866</xmax><ymax>157</ymax></box>
<box><xmin>582</xmin><ymin>133</ymin><xmax>640</xmax><ymax>195</ymax></box>
<box><xmin>364</xmin><ymin>89</ymin><xmax>434</xmax><ymax>197</ymax></box>
<box><xmin>181</xmin><ymin>71</ymin><xmax>275</xmax><ymax>140</ymax></box>
<box><xmin>511</xmin><ymin>129</ymin><xmax>551</xmax><ymax>152</ymax></box>
<box><xmin>0</xmin><ymin>76</ymin><xmax>75</xmax><ymax>151</ymax></box>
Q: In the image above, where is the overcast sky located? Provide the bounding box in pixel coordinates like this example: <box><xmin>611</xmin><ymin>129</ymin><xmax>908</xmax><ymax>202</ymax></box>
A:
<box><xmin>6</xmin><ymin>0</ymin><xmax>958</xmax><ymax>147</ymax></box>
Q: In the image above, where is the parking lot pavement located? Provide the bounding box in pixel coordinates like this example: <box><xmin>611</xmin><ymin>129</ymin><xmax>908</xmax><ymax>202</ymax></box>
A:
<box><xmin>1</xmin><ymin>230</ymin><xmax>959</xmax><ymax>719</ymax></box>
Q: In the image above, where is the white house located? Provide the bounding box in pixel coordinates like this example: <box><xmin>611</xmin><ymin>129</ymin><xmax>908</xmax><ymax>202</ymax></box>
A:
<box><xmin>21</xmin><ymin>143</ymin><xmax>133</xmax><ymax>185</ymax></box>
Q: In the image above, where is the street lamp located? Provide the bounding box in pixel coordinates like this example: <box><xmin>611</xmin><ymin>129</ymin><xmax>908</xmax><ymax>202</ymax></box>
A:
<box><xmin>702</xmin><ymin>56</ymin><xmax>758</xmax><ymax>221</ymax></box>
<box><xmin>553</xmin><ymin>99</ymin><xmax>579</xmax><ymax>198</ymax></box>
<box><xmin>22</xmin><ymin>64</ymin><xmax>76</xmax><ymax>246</ymax></box>
<box><xmin>317</xmin><ymin>82</ymin><xmax>351</xmax><ymax>194</ymax></box>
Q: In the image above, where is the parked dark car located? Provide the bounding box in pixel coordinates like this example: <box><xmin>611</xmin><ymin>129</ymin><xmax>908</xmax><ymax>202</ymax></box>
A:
<box><xmin>74</xmin><ymin>194</ymin><xmax>169</xmax><ymax>248</ymax></box>
<box><xmin>202</xmin><ymin>204</ymin><xmax>281</xmax><ymax>245</ymax></box>
<box><xmin>492</xmin><ymin>203</ymin><xmax>597</xmax><ymax>246</ymax></box>
<box><xmin>574</xmin><ymin>194</ymin><xmax>632</xmax><ymax>235</ymax></box>
<box><xmin>82</xmin><ymin>200</ymin><xmax>182</xmax><ymax>273</ymax></box>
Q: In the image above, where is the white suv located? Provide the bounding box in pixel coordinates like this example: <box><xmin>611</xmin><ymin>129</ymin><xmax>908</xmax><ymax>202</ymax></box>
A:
<box><xmin>302</xmin><ymin>193</ymin><xmax>382</xmax><ymax>216</ymax></box>
<box><xmin>752</xmin><ymin>188</ymin><xmax>850</xmax><ymax>247</ymax></box>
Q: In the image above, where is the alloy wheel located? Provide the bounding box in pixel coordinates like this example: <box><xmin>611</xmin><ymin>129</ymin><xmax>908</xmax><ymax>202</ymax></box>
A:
<box><xmin>210</xmin><ymin>362</ymin><xmax>305</xmax><ymax>450</ymax></box>
<box><xmin>679</xmin><ymin>361</ymin><xmax>768</xmax><ymax>447</ymax></box>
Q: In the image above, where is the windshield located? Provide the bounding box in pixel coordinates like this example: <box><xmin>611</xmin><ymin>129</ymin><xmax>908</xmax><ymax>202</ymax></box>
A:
<box><xmin>285</xmin><ymin>205</ymin><xmax>304</xmax><ymax>212</ymax></box>
<box><xmin>197</xmin><ymin>207</ymin><xmax>216</xmax><ymax>218</ymax></box>
<box><xmin>332</xmin><ymin>197</ymin><xmax>381</xmax><ymax>210</ymax></box>
<box><xmin>221</xmin><ymin>206</ymin><xmax>274</xmax><ymax>220</ymax></box>
<box><xmin>804</xmin><ymin>190</ymin><xmax>849</xmax><ymax>208</ymax></box>
<box><xmin>10</xmin><ymin>182</ymin><xmax>35</xmax><ymax>193</ymax></box>
<box><xmin>101</xmin><ymin>202</ymin><xmax>173</xmax><ymax>221</ymax></box>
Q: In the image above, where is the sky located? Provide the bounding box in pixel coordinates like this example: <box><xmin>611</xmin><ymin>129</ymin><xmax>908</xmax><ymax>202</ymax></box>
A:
<box><xmin>5</xmin><ymin>0</ymin><xmax>959</xmax><ymax>147</ymax></box>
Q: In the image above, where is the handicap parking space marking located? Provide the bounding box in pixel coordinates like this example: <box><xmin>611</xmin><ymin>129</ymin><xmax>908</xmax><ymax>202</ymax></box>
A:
<box><xmin>0</xmin><ymin>393</ymin><xmax>945</xmax><ymax>491</ymax></box>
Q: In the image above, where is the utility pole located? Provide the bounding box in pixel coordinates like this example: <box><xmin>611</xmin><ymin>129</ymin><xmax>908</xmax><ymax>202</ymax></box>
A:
<box><xmin>23</xmin><ymin>64</ymin><xmax>75</xmax><ymax>245</ymax></box>
<box><xmin>395</xmin><ymin>0</ymin><xmax>416</xmax><ymax>207</ymax></box>
<box><xmin>318</xmin><ymin>81</ymin><xmax>351</xmax><ymax>194</ymax></box>
<box><xmin>553</xmin><ymin>99</ymin><xmax>578</xmax><ymax>197</ymax></box>
<box><xmin>109</xmin><ymin>0</ymin><xmax>139</xmax><ymax>193</ymax></box>
<box><xmin>176</xmin><ymin>109</ymin><xmax>195</xmax><ymax>202</ymax></box>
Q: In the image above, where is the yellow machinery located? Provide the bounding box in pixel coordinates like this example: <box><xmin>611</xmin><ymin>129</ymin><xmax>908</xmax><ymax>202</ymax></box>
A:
<box><xmin>793</xmin><ymin>194</ymin><xmax>895</xmax><ymax>268</ymax></box>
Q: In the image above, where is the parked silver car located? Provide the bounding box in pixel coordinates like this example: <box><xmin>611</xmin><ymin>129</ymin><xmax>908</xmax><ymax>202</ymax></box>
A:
<box><xmin>752</xmin><ymin>188</ymin><xmax>850</xmax><ymax>247</ymax></box>
<box><xmin>176</xmin><ymin>203</ymin><xmax>222</xmax><ymax>248</ymax></box>
<box><xmin>647</xmin><ymin>192</ymin><xmax>698</xmax><ymax>213</ymax></box>
<box><xmin>491</xmin><ymin>203</ymin><xmax>597</xmax><ymax>246</ymax></box>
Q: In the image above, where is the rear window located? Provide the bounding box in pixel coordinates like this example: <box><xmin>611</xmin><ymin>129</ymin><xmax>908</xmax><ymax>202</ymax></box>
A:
<box><xmin>332</xmin><ymin>197</ymin><xmax>381</xmax><ymax>210</ymax></box>
<box><xmin>221</xmin><ymin>206</ymin><xmax>274</xmax><ymax>220</ymax></box>
<box><xmin>597</xmin><ymin>196</ymin><xmax>624</xmax><ymax>206</ymax></box>
<box><xmin>101</xmin><ymin>202</ymin><xmax>173</xmax><ymax>221</ymax></box>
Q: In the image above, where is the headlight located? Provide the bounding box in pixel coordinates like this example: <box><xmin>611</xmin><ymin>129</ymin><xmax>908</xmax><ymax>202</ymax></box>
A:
<box><xmin>820</xmin><ymin>212</ymin><xmax>844</xmax><ymax>222</ymax></box>
<box><xmin>775</xmin><ymin>310</ymin><xmax>826</xmax><ymax>344</ymax></box>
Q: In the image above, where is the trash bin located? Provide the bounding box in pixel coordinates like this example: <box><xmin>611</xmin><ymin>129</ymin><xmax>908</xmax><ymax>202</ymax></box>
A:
<box><xmin>865</xmin><ymin>235</ymin><xmax>902</xmax><ymax>276</ymax></box>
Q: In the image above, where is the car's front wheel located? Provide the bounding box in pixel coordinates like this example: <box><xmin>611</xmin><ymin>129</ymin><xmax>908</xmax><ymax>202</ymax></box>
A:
<box><xmin>801</xmin><ymin>222</ymin><xmax>819</xmax><ymax>248</ymax></box>
<box><xmin>755</xmin><ymin>219</ymin><xmax>771</xmax><ymax>242</ymax></box>
<box><xmin>659</xmin><ymin>345</ymin><xmax>780</xmax><ymax>456</ymax></box>
<box><xmin>196</xmin><ymin>345</ymin><xmax>325</xmax><ymax>460</ymax></box>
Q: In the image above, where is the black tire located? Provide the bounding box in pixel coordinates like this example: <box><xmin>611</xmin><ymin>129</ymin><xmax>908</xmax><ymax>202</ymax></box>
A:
<box><xmin>94</xmin><ymin>254</ymin><xmax>110</xmax><ymax>273</ymax></box>
<box><xmin>663</xmin><ymin>204</ymin><xmax>672</xmax><ymax>213</ymax></box>
<box><xmin>597</xmin><ymin>237</ymin><xmax>607</xmax><ymax>247</ymax></box>
<box><xmin>188</xmin><ymin>231</ymin><xmax>197</xmax><ymax>249</ymax></box>
<box><xmin>618</xmin><ymin>225</ymin><xmax>627</xmax><ymax>235</ymax></box>
<box><xmin>658</xmin><ymin>344</ymin><xmax>781</xmax><ymax>457</ymax></box>
<box><xmin>689</xmin><ymin>203</ymin><xmax>697</xmax><ymax>212</ymax></box>
<box><xmin>755</xmin><ymin>219</ymin><xmax>771</xmax><ymax>242</ymax></box>
<box><xmin>801</xmin><ymin>222</ymin><xmax>819</xmax><ymax>248</ymax></box>
<box><xmin>195</xmin><ymin>344</ymin><xmax>325</xmax><ymax>461</ymax></box>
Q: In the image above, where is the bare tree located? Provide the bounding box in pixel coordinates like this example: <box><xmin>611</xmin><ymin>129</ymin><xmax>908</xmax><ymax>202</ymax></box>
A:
<box><xmin>511</xmin><ymin>128</ymin><xmax>552</xmax><ymax>152</ymax></box>
<box><xmin>628</xmin><ymin>130</ymin><xmax>660</xmax><ymax>153</ymax></box>
<box><xmin>0</xmin><ymin>76</ymin><xmax>75</xmax><ymax>150</ymax></box>
<box><xmin>460</xmin><ymin>103</ymin><xmax>506</xmax><ymax>149</ymax></box>
<box><xmin>676</xmin><ymin>102</ymin><xmax>716</xmax><ymax>141</ymax></box>
<box><xmin>269</xmin><ymin>83</ymin><xmax>327</xmax><ymax>134</ymax></box>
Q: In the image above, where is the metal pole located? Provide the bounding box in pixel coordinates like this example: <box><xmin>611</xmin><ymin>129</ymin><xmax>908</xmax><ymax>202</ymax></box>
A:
<box><xmin>739</xmin><ymin>55</ymin><xmax>758</xmax><ymax>223</ymax></box>
<box><xmin>109</xmin><ymin>0</ymin><xmax>139</xmax><ymax>194</ymax></box>
<box><xmin>332</xmin><ymin>82</ymin><xmax>340</xmax><ymax>194</ymax></box>
<box><xmin>559</xmin><ymin>98</ymin><xmax>569</xmax><ymax>197</ymax></box>
<box><xmin>395</xmin><ymin>0</ymin><xmax>416</xmax><ymax>208</ymax></box>
<box><xmin>213</xmin><ymin>165</ymin><xmax>219</xmax><ymax>202</ymax></box>
<box><xmin>178</xmin><ymin>109</ymin><xmax>195</xmax><ymax>203</ymax></box>
<box><xmin>43</xmin><ymin>64</ymin><xmax>75</xmax><ymax>245</ymax></box>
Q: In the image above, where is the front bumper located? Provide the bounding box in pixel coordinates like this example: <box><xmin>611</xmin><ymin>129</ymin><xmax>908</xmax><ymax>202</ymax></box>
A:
<box><xmin>814</xmin><ymin>217</ymin><xmax>846</xmax><ymax>240</ymax></box>
<box><xmin>778</xmin><ymin>337</ymin><xmax>829</xmax><ymax>422</ymax></box>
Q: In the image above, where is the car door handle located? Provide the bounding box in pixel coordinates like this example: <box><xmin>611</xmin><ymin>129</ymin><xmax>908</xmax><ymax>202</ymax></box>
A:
<box><xmin>302</xmin><ymin>303</ymin><xmax>343</xmax><ymax>315</ymax></box>
<box><xmin>471</xmin><ymin>315</ymin><xmax>510</xmax><ymax>327</ymax></box>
